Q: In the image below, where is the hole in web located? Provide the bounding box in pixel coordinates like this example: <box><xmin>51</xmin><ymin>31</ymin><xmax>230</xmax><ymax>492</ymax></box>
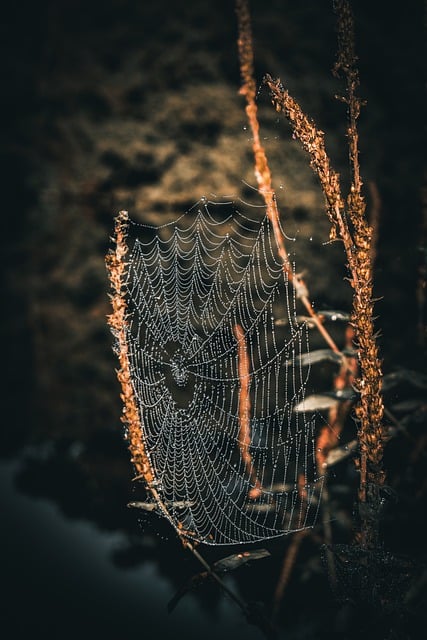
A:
<box><xmin>122</xmin><ymin>196</ymin><xmax>324</xmax><ymax>545</ymax></box>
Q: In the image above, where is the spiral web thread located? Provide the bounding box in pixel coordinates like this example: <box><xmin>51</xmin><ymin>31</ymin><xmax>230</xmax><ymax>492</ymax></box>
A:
<box><xmin>118</xmin><ymin>197</ymin><xmax>323</xmax><ymax>545</ymax></box>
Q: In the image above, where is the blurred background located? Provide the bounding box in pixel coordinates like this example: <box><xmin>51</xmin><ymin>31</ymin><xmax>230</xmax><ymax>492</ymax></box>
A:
<box><xmin>1</xmin><ymin>1</ymin><xmax>426</xmax><ymax>638</ymax></box>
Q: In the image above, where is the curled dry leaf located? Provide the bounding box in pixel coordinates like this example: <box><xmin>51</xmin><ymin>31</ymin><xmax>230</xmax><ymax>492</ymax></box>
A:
<box><xmin>127</xmin><ymin>501</ymin><xmax>157</xmax><ymax>511</ymax></box>
<box><xmin>213</xmin><ymin>549</ymin><xmax>271</xmax><ymax>573</ymax></box>
<box><xmin>325</xmin><ymin>439</ymin><xmax>358</xmax><ymax>466</ymax></box>
<box><xmin>294</xmin><ymin>388</ymin><xmax>357</xmax><ymax>413</ymax></box>
<box><xmin>293</xmin><ymin>349</ymin><xmax>343</xmax><ymax>367</ymax></box>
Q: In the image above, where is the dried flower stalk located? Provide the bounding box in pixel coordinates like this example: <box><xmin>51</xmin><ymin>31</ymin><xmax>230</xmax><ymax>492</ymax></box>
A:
<box><xmin>105</xmin><ymin>211</ymin><xmax>156</xmax><ymax>488</ymax></box>
<box><xmin>272</xmin><ymin>472</ymin><xmax>309</xmax><ymax>618</ymax></box>
<box><xmin>272</xmin><ymin>529</ymin><xmax>308</xmax><ymax>620</ymax></box>
<box><xmin>233</xmin><ymin>323</ymin><xmax>262</xmax><ymax>499</ymax></box>
<box><xmin>263</xmin><ymin>0</ymin><xmax>386</xmax><ymax>547</ymax></box>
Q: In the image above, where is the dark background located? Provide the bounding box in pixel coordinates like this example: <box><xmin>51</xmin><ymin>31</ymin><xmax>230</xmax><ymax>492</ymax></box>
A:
<box><xmin>1</xmin><ymin>1</ymin><xmax>426</xmax><ymax>639</ymax></box>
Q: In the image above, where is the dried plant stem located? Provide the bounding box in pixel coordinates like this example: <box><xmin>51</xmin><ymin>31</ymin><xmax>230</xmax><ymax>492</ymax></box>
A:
<box><xmin>106</xmin><ymin>212</ymin><xmax>176</xmax><ymax>529</ymax></box>
<box><xmin>234</xmin><ymin>323</ymin><xmax>262</xmax><ymax>499</ymax></box>
<box><xmin>334</xmin><ymin>0</ymin><xmax>385</xmax><ymax>546</ymax></box>
<box><xmin>272</xmin><ymin>472</ymin><xmax>310</xmax><ymax>618</ymax></box>
<box><xmin>264</xmin><ymin>76</ymin><xmax>348</xmax><ymax>250</ymax></box>
<box><xmin>264</xmin><ymin>0</ymin><xmax>386</xmax><ymax>548</ymax></box>
<box><xmin>272</xmin><ymin>529</ymin><xmax>308</xmax><ymax>620</ymax></box>
<box><xmin>106</xmin><ymin>211</ymin><xmax>156</xmax><ymax>488</ymax></box>
<box><xmin>235</xmin><ymin>0</ymin><xmax>342</xmax><ymax>359</ymax></box>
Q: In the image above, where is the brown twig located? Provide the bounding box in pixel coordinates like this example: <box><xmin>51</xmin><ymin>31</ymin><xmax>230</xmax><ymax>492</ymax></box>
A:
<box><xmin>233</xmin><ymin>323</ymin><xmax>262</xmax><ymax>499</ymax></box>
<box><xmin>235</xmin><ymin>0</ymin><xmax>344</xmax><ymax>359</ymax></box>
<box><xmin>272</xmin><ymin>529</ymin><xmax>308</xmax><ymax>620</ymax></box>
<box><xmin>105</xmin><ymin>211</ymin><xmax>156</xmax><ymax>490</ymax></box>
<box><xmin>272</xmin><ymin>473</ymin><xmax>309</xmax><ymax>619</ymax></box>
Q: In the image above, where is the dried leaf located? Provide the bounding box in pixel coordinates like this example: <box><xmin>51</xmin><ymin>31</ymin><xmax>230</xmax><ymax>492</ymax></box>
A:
<box><xmin>166</xmin><ymin>500</ymin><xmax>196</xmax><ymax>509</ymax></box>
<box><xmin>127</xmin><ymin>501</ymin><xmax>157</xmax><ymax>511</ymax></box>
<box><xmin>294</xmin><ymin>395</ymin><xmax>339</xmax><ymax>412</ymax></box>
<box><xmin>213</xmin><ymin>549</ymin><xmax>271</xmax><ymax>573</ymax></box>
<box><xmin>325</xmin><ymin>439</ymin><xmax>358</xmax><ymax>466</ymax></box>
<box><xmin>294</xmin><ymin>389</ymin><xmax>357</xmax><ymax>412</ymax></box>
<box><xmin>293</xmin><ymin>349</ymin><xmax>343</xmax><ymax>366</ymax></box>
<box><xmin>270</xmin><ymin>482</ymin><xmax>300</xmax><ymax>493</ymax></box>
<box><xmin>318</xmin><ymin>310</ymin><xmax>351</xmax><ymax>322</ymax></box>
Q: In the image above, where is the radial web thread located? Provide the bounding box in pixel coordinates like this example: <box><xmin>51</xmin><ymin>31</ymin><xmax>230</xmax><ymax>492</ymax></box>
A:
<box><xmin>120</xmin><ymin>197</ymin><xmax>323</xmax><ymax>545</ymax></box>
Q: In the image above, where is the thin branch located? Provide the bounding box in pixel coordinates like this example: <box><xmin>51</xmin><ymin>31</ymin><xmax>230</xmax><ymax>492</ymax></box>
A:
<box><xmin>272</xmin><ymin>529</ymin><xmax>308</xmax><ymax>620</ymax></box>
<box><xmin>234</xmin><ymin>323</ymin><xmax>262</xmax><ymax>499</ymax></box>
<box><xmin>263</xmin><ymin>75</ymin><xmax>349</xmax><ymax>252</ymax></box>
<box><xmin>105</xmin><ymin>212</ymin><xmax>156</xmax><ymax>489</ymax></box>
<box><xmin>333</xmin><ymin>2</ymin><xmax>385</xmax><ymax>546</ymax></box>
<box><xmin>235</xmin><ymin>0</ymin><xmax>344</xmax><ymax>359</ymax></box>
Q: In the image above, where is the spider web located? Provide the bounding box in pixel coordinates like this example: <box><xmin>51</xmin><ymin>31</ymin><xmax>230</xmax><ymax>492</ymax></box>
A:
<box><xmin>122</xmin><ymin>197</ymin><xmax>323</xmax><ymax>545</ymax></box>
